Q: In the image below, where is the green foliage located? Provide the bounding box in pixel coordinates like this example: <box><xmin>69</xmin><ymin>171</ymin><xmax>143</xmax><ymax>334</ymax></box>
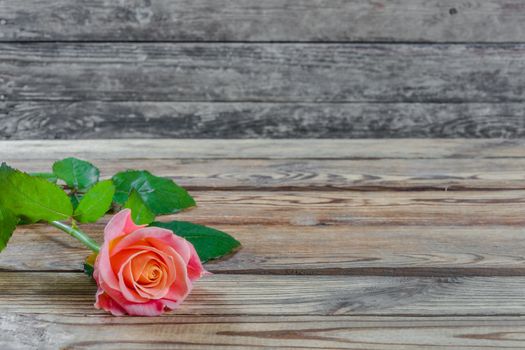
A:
<box><xmin>0</xmin><ymin>207</ymin><xmax>19</xmax><ymax>252</ymax></box>
<box><xmin>150</xmin><ymin>221</ymin><xmax>241</xmax><ymax>262</ymax></box>
<box><xmin>0</xmin><ymin>163</ymin><xmax>73</xmax><ymax>223</ymax></box>
<box><xmin>112</xmin><ymin>170</ymin><xmax>195</xmax><ymax>215</ymax></box>
<box><xmin>124</xmin><ymin>189</ymin><xmax>156</xmax><ymax>225</ymax></box>
<box><xmin>52</xmin><ymin>157</ymin><xmax>100</xmax><ymax>190</ymax></box>
<box><xmin>70</xmin><ymin>193</ymin><xmax>82</xmax><ymax>210</ymax></box>
<box><xmin>0</xmin><ymin>159</ymin><xmax>241</xmax><ymax>264</ymax></box>
<box><xmin>29</xmin><ymin>172</ymin><xmax>58</xmax><ymax>183</ymax></box>
<box><xmin>74</xmin><ymin>180</ymin><xmax>115</xmax><ymax>223</ymax></box>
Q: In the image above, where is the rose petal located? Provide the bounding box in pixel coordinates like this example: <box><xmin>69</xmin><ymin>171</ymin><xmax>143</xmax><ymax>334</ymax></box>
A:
<box><xmin>147</xmin><ymin>235</ymin><xmax>191</xmax><ymax>265</ymax></box>
<box><xmin>111</xmin><ymin>227</ymin><xmax>175</xmax><ymax>256</ymax></box>
<box><xmin>94</xmin><ymin>245</ymin><xmax>119</xmax><ymax>291</ymax></box>
<box><xmin>94</xmin><ymin>209</ymin><xmax>211</xmax><ymax>316</ymax></box>
<box><xmin>97</xmin><ymin>280</ymin><xmax>166</xmax><ymax>316</ymax></box>
<box><xmin>164</xmin><ymin>250</ymin><xmax>192</xmax><ymax>302</ymax></box>
<box><xmin>187</xmin><ymin>243</ymin><xmax>210</xmax><ymax>281</ymax></box>
<box><xmin>94</xmin><ymin>288</ymin><xmax>126</xmax><ymax>316</ymax></box>
<box><xmin>104</xmin><ymin>209</ymin><xmax>145</xmax><ymax>242</ymax></box>
<box><xmin>118</xmin><ymin>253</ymin><xmax>150</xmax><ymax>303</ymax></box>
<box><xmin>123</xmin><ymin>300</ymin><xmax>166</xmax><ymax>316</ymax></box>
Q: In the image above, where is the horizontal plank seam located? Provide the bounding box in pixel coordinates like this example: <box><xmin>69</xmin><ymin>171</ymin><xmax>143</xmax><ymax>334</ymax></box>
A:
<box><xmin>5</xmin><ymin>40</ymin><xmax>525</xmax><ymax>45</ymax></box>
<box><xmin>7</xmin><ymin>156</ymin><xmax>525</xmax><ymax>161</ymax></box>
<box><xmin>180</xmin><ymin>186</ymin><xmax>525</xmax><ymax>192</ymax></box>
<box><xmin>5</xmin><ymin>98</ymin><xmax>525</xmax><ymax>104</ymax></box>
<box><xmin>5</xmin><ymin>267</ymin><xmax>525</xmax><ymax>277</ymax></box>
<box><xmin>4</xmin><ymin>314</ymin><xmax>525</xmax><ymax>321</ymax></box>
<box><xmin>3</xmin><ymin>313</ymin><xmax>525</xmax><ymax>320</ymax></box>
<box><xmin>7</xmin><ymin>101</ymin><xmax>525</xmax><ymax>105</ymax></box>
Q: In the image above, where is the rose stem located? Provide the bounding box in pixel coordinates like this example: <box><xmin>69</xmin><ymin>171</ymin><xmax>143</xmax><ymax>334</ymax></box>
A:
<box><xmin>49</xmin><ymin>221</ymin><xmax>100</xmax><ymax>253</ymax></box>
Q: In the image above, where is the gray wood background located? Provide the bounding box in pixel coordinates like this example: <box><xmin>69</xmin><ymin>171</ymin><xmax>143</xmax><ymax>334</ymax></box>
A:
<box><xmin>1</xmin><ymin>0</ymin><xmax>525</xmax><ymax>139</ymax></box>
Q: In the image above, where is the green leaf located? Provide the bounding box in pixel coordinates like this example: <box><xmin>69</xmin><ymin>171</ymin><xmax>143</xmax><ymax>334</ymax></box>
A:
<box><xmin>0</xmin><ymin>206</ymin><xmax>19</xmax><ymax>252</ymax></box>
<box><xmin>52</xmin><ymin>157</ymin><xmax>100</xmax><ymax>190</ymax></box>
<box><xmin>70</xmin><ymin>193</ymin><xmax>82</xmax><ymax>210</ymax></box>
<box><xmin>150</xmin><ymin>221</ymin><xmax>241</xmax><ymax>263</ymax></box>
<box><xmin>74</xmin><ymin>180</ymin><xmax>115</xmax><ymax>223</ymax></box>
<box><xmin>124</xmin><ymin>189</ymin><xmax>156</xmax><ymax>225</ymax></box>
<box><xmin>112</xmin><ymin>170</ymin><xmax>195</xmax><ymax>215</ymax></box>
<box><xmin>0</xmin><ymin>163</ymin><xmax>73</xmax><ymax>223</ymax></box>
<box><xmin>30</xmin><ymin>172</ymin><xmax>58</xmax><ymax>183</ymax></box>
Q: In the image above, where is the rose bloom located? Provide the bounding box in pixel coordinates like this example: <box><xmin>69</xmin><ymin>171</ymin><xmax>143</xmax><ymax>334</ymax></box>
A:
<box><xmin>93</xmin><ymin>209</ymin><xmax>208</xmax><ymax>316</ymax></box>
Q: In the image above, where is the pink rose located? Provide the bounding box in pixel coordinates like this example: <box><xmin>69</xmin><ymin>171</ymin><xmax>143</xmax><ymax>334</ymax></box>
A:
<box><xmin>93</xmin><ymin>209</ymin><xmax>208</xmax><ymax>316</ymax></box>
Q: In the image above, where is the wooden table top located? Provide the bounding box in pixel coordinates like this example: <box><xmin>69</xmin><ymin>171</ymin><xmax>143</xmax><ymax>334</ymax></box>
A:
<box><xmin>1</xmin><ymin>139</ymin><xmax>525</xmax><ymax>349</ymax></box>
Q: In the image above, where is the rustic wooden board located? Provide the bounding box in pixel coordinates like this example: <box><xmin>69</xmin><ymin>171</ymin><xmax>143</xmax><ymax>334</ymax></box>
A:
<box><xmin>3</xmin><ymin>139</ymin><xmax>525</xmax><ymax>159</ymax></box>
<box><xmin>6</xmin><ymin>157</ymin><xmax>525</xmax><ymax>191</ymax></box>
<box><xmin>1</xmin><ymin>139</ymin><xmax>523</xmax><ymax>348</ymax></box>
<box><xmin>0</xmin><ymin>272</ymin><xmax>523</xmax><ymax>316</ymax></box>
<box><xmin>3</xmin><ymin>221</ymin><xmax>525</xmax><ymax>274</ymax></box>
<box><xmin>2</xmin><ymin>0</ymin><xmax>525</xmax><ymax>42</ymax></box>
<box><xmin>2</xmin><ymin>43</ymin><xmax>525</xmax><ymax>102</ymax></box>
<box><xmin>1</xmin><ymin>190</ymin><xmax>524</xmax><ymax>274</ymax></box>
<box><xmin>4</xmin><ymin>101</ymin><xmax>525</xmax><ymax>139</ymax></box>
<box><xmin>2</xmin><ymin>314</ymin><xmax>525</xmax><ymax>350</ymax></box>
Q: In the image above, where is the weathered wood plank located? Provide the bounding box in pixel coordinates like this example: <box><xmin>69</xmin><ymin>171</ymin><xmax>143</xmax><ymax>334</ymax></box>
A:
<box><xmin>161</xmin><ymin>190</ymin><xmax>525</xmax><ymax>227</ymax></box>
<box><xmin>5</xmin><ymin>156</ymin><xmax>525</xmax><ymax>191</ymax></box>
<box><xmin>2</xmin><ymin>44</ymin><xmax>525</xmax><ymax>102</ymax></box>
<box><xmin>2</xmin><ymin>139</ymin><xmax>525</xmax><ymax>160</ymax></box>
<box><xmin>3</xmin><ymin>102</ymin><xmax>525</xmax><ymax>139</ymax></box>
<box><xmin>1</xmin><ymin>0</ymin><xmax>525</xmax><ymax>42</ymax></box>
<box><xmin>2</xmin><ymin>191</ymin><xmax>525</xmax><ymax>273</ymax></box>
<box><xmin>0</xmin><ymin>272</ymin><xmax>523</xmax><ymax>316</ymax></box>
<box><xmin>2</xmin><ymin>314</ymin><xmax>525</xmax><ymax>350</ymax></box>
<box><xmin>4</xmin><ymin>224</ymin><xmax>525</xmax><ymax>274</ymax></box>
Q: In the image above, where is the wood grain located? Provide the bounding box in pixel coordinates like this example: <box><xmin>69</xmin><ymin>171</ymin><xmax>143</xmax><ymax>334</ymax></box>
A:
<box><xmin>0</xmin><ymin>139</ymin><xmax>523</xmax><ymax>347</ymax></box>
<box><xmin>2</xmin><ymin>189</ymin><xmax>525</xmax><ymax>274</ymax></box>
<box><xmin>0</xmin><ymin>272</ymin><xmax>523</xmax><ymax>316</ymax></box>
<box><xmin>2</xmin><ymin>43</ymin><xmax>525</xmax><ymax>102</ymax></box>
<box><xmin>3</xmin><ymin>101</ymin><xmax>525</xmax><ymax>139</ymax></box>
<box><xmin>4</xmin><ymin>224</ymin><xmax>525</xmax><ymax>274</ymax></box>
<box><xmin>2</xmin><ymin>314</ymin><xmax>525</xmax><ymax>350</ymax></box>
<box><xmin>3</xmin><ymin>139</ymin><xmax>525</xmax><ymax>159</ymax></box>
<box><xmin>5</xmin><ymin>156</ymin><xmax>525</xmax><ymax>191</ymax></box>
<box><xmin>2</xmin><ymin>0</ymin><xmax>525</xmax><ymax>42</ymax></box>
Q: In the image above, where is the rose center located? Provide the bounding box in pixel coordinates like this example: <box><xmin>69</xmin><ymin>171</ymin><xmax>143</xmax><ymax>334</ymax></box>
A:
<box><xmin>140</xmin><ymin>262</ymin><xmax>163</xmax><ymax>284</ymax></box>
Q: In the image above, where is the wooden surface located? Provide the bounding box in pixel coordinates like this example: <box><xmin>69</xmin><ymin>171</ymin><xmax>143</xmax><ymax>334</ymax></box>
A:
<box><xmin>4</xmin><ymin>43</ymin><xmax>525</xmax><ymax>103</ymax></box>
<box><xmin>4</xmin><ymin>102</ymin><xmax>525</xmax><ymax>139</ymax></box>
<box><xmin>1</xmin><ymin>0</ymin><xmax>525</xmax><ymax>42</ymax></box>
<box><xmin>0</xmin><ymin>139</ymin><xmax>524</xmax><ymax>349</ymax></box>
<box><xmin>2</xmin><ymin>1</ymin><xmax>525</xmax><ymax>139</ymax></box>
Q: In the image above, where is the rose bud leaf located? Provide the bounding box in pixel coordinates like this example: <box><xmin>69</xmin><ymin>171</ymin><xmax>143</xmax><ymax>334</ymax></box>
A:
<box><xmin>74</xmin><ymin>180</ymin><xmax>115</xmax><ymax>223</ymax></box>
<box><xmin>150</xmin><ymin>220</ymin><xmax>241</xmax><ymax>263</ymax></box>
<box><xmin>52</xmin><ymin>157</ymin><xmax>100</xmax><ymax>191</ymax></box>
<box><xmin>0</xmin><ymin>206</ymin><xmax>19</xmax><ymax>252</ymax></box>
<box><xmin>83</xmin><ymin>262</ymin><xmax>94</xmax><ymax>277</ymax></box>
<box><xmin>112</xmin><ymin>170</ymin><xmax>196</xmax><ymax>215</ymax></box>
<box><xmin>124</xmin><ymin>189</ymin><xmax>156</xmax><ymax>225</ymax></box>
<box><xmin>0</xmin><ymin>163</ymin><xmax>73</xmax><ymax>223</ymax></box>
